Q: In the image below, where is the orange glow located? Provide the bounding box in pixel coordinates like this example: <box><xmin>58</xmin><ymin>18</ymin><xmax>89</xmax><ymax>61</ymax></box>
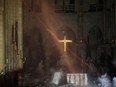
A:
<box><xmin>23</xmin><ymin>0</ymin><xmax>100</xmax><ymax>74</ymax></box>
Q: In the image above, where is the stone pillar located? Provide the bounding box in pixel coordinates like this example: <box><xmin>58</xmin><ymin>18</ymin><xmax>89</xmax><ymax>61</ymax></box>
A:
<box><xmin>111</xmin><ymin>0</ymin><xmax>115</xmax><ymax>37</ymax></box>
<box><xmin>77</xmin><ymin>0</ymin><xmax>84</xmax><ymax>41</ymax></box>
<box><xmin>16</xmin><ymin>0</ymin><xmax>23</xmax><ymax>69</ymax></box>
<box><xmin>4</xmin><ymin>0</ymin><xmax>23</xmax><ymax>72</ymax></box>
<box><xmin>0</xmin><ymin>0</ymin><xmax>5</xmax><ymax>73</ymax></box>
<box><xmin>115</xmin><ymin>0</ymin><xmax>116</xmax><ymax>37</ymax></box>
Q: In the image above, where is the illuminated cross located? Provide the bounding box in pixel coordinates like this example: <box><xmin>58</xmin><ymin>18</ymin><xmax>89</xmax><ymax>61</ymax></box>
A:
<box><xmin>59</xmin><ymin>36</ymin><xmax>72</xmax><ymax>52</ymax></box>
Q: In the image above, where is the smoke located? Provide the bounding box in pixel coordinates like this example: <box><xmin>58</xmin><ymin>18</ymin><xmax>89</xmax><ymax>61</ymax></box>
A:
<box><xmin>113</xmin><ymin>77</ymin><xmax>116</xmax><ymax>87</ymax></box>
<box><xmin>98</xmin><ymin>73</ymin><xmax>111</xmax><ymax>87</ymax></box>
<box><xmin>97</xmin><ymin>73</ymin><xmax>116</xmax><ymax>87</ymax></box>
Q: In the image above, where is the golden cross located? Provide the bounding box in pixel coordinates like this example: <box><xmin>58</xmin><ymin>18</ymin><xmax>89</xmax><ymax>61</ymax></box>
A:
<box><xmin>59</xmin><ymin>36</ymin><xmax>72</xmax><ymax>52</ymax></box>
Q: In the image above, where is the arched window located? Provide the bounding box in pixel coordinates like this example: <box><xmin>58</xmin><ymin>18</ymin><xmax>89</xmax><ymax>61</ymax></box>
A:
<box><xmin>87</xmin><ymin>26</ymin><xmax>103</xmax><ymax>66</ymax></box>
<box><xmin>89</xmin><ymin>0</ymin><xmax>97</xmax><ymax>12</ymax></box>
<box><xmin>88</xmin><ymin>0</ymin><xmax>103</xmax><ymax>12</ymax></box>
<box><xmin>55</xmin><ymin>0</ymin><xmax>75</xmax><ymax>12</ymax></box>
<box><xmin>98</xmin><ymin>0</ymin><xmax>103</xmax><ymax>11</ymax></box>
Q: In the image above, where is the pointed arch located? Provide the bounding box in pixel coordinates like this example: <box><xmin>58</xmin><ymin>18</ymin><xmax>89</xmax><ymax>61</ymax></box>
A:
<box><xmin>87</xmin><ymin>26</ymin><xmax>103</xmax><ymax>46</ymax></box>
<box><xmin>23</xmin><ymin>27</ymin><xmax>45</xmax><ymax>74</ymax></box>
<box><xmin>86</xmin><ymin>26</ymin><xmax>103</xmax><ymax>66</ymax></box>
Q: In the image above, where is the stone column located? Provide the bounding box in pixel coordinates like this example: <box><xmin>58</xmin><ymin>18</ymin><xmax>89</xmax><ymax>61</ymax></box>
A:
<box><xmin>0</xmin><ymin>0</ymin><xmax>5</xmax><ymax>73</ymax></box>
<box><xmin>77</xmin><ymin>0</ymin><xmax>84</xmax><ymax>42</ymax></box>
<box><xmin>114</xmin><ymin>0</ymin><xmax>116</xmax><ymax>37</ymax></box>
<box><xmin>15</xmin><ymin>0</ymin><xmax>23</xmax><ymax>69</ymax></box>
<box><xmin>4</xmin><ymin>0</ymin><xmax>23</xmax><ymax>72</ymax></box>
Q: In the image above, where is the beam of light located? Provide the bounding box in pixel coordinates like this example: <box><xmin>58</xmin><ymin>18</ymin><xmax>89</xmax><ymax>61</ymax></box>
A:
<box><xmin>22</xmin><ymin>0</ymin><xmax>100</xmax><ymax>75</ymax></box>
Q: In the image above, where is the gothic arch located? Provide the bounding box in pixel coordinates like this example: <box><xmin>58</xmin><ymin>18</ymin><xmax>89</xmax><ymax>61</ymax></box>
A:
<box><xmin>23</xmin><ymin>27</ymin><xmax>45</xmax><ymax>74</ymax></box>
<box><xmin>86</xmin><ymin>26</ymin><xmax>103</xmax><ymax>66</ymax></box>
<box><xmin>87</xmin><ymin>26</ymin><xmax>103</xmax><ymax>46</ymax></box>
